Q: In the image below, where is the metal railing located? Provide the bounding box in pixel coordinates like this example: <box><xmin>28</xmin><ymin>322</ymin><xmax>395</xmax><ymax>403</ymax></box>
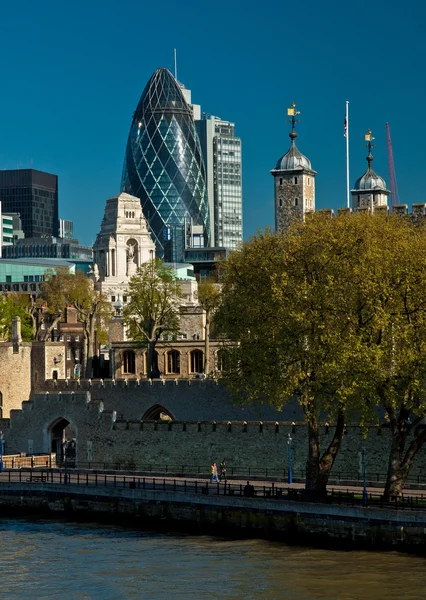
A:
<box><xmin>1</xmin><ymin>469</ymin><xmax>426</xmax><ymax>511</ymax></box>
<box><xmin>72</xmin><ymin>462</ymin><xmax>426</xmax><ymax>487</ymax></box>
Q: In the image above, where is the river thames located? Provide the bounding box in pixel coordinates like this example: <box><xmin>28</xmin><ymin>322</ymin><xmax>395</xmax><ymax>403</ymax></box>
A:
<box><xmin>0</xmin><ymin>518</ymin><xmax>425</xmax><ymax>599</ymax></box>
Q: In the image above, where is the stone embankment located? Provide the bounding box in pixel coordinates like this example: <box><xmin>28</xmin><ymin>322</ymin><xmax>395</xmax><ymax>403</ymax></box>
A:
<box><xmin>0</xmin><ymin>478</ymin><xmax>425</xmax><ymax>553</ymax></box>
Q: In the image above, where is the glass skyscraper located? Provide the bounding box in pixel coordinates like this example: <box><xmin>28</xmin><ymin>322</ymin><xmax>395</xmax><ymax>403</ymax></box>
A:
<box><xmin>121</xmin><ymin>68</ymin><xmax>210</xmax><ymax>263</ymax></box>
<box><xmin>196</xmin><ymin>116</ymin><xmax>242</xmax><ymax>249</ymax></box>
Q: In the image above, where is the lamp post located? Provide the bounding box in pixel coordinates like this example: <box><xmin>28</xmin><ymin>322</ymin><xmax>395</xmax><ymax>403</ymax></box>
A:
<box><xmin>0</xmin><ymin>431</ymin><xmax>4</xmax><ymax>473</ymax></box>
<box><xmin>287</xmin><ymin>433</ymin><xmax>293</xmax><ymax>484</ymax></box>
<box><xmin>362</xmin><ymin>448</ymin><xmax>367</xmax><ymax>507</ymax></box>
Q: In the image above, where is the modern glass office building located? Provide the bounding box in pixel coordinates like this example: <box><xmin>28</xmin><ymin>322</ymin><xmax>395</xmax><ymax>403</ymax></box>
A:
<box><xmin>0</xmin><ymin>169</ymin><xmax>59</xmax><ymax>238</ymax></box>
<box><xmin>121</xmin><ymin>68</ymin><xmax>210</xmax><ymax>263</ymax></box>
<box><xmin>196</xmin><ymin>115</ymin><xmax>242</xmax><ymax>249</ymax></box>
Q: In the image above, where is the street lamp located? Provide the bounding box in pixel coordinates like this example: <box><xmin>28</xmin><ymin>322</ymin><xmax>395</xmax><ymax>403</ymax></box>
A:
<box><xmin>0</xmin><ymin>431</ymin><xmax>4</xmax><ymax>473</ymax></box>
<box><xmin>362</xmin><ymin>448</ymin><xmax>367</xmax><ymax>507</ymax></box>
<box><xmin>287</xmin><ymin>433</ymin><xmax>293</xmax><ymax>484</ymax></box>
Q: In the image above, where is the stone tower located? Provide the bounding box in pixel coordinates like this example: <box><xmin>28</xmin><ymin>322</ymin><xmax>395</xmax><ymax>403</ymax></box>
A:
<box><xmin>93</xmin><ymin>192</ymin><xmax>156</xmax><ymax>302</ymax></box>
<box><xmin>271</xmin><ymin>103</ymin><xmax>316</xmax><ymax>232</ymax></box>
<box><xmin>351</xmin><ymin>129</ymin><xmax>390</xmax><ymax>211</ymax></box>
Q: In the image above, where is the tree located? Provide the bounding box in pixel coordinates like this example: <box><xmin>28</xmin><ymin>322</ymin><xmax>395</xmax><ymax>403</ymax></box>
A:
<box><xmin>347</xmin><ymin>216</ymin><xmax>426</xmax><ymax>499</ymax></box>
<box><xmin>38</xmin><ymin>268</ymin><xmax>74</xmax><ymax>340</ymax></box>
<box><xmin>123</xmin><ymin>259</ymin><xmax>182</xmax><ymax>377</ymax></box>
<box><xmin>196</xmin><ymin>279</ymin><xmax>221</xmax><ymax>374</ymax></box>
<box><xmin>68</xmin><ymin>272</ymin><xmax>112</xmax><ymax>378</ymax></box>
<box><xmin>215</xmin><ymin>214</ymin><xmax>395</xmax><ymax>493</ymax></box>
<box><xmin>0</xmin><ymin>294</ymin><xmax>33</xmax><ymax>341</ymax></box>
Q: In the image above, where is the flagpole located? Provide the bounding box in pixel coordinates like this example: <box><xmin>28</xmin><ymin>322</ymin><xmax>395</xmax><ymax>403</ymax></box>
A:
<box><xmin>346</xmin><ymin>100</ymin><xmax>350</xmax><ymax>208</ymax></box>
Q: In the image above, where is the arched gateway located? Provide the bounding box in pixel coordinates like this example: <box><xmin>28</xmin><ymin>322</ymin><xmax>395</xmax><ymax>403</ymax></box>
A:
<box><xmin>48</xmin><ymin>417</ymin><xmax>77</xmax><ymax>466</ymax></box>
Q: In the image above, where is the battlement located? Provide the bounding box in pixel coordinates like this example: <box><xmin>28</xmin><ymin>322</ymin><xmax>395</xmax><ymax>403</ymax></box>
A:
<box><xmin>317</xmin><ymin>204</ymin><xmax>425</xmax><ymax>219</ymax></box>
<box><xmin>42</xmin><ymin>378</ymin><xmax>220</xmax><ymax>391</ymax></box>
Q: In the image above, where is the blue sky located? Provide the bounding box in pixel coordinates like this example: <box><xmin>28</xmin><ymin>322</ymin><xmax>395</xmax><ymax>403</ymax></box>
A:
<box><xmin>0</xmin><ymin>0</ymin><xmax>424</xmax><ymax>245</ymax></box>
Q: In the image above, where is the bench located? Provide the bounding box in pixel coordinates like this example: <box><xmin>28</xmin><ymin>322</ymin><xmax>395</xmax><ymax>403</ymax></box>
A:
<box><xmin>26</xmin><ymin>476</ymin><xmax>47</xmax><ymax>483</ymax></box>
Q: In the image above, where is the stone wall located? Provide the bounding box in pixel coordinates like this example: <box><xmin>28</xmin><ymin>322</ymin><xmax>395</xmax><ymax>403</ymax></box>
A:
<box><xmin>41</xmin><ymin>379</ymin><xmax>304</xmax><ymax>421</ymax></box>
<box><xmin>3</xmin><ymin>391</ymin><xmax>426</xmax><ymax>481</ymax></box>
<box><xmin>0</xmin><ymin>343</ymin><xmax>32</xmax><ymax>417</ymax></box>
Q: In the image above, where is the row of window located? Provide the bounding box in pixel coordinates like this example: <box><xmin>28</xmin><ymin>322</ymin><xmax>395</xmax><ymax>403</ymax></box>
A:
<box><xmin>122</xmin><ymin>349</ymin><xmax>228</xmax><ymax>375</ymax></box>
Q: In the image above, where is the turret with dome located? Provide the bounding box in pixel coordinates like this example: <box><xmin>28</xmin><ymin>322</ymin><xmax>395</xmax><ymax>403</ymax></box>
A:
<box><xmin>271</xmin><ymin>103</ymin><xmax>316</xmax><ymax>231</ymax></box>
<box><xmin>351</xmin><ymin>129</ymin><xmax>390</xmax><ymax>210</ymax></box>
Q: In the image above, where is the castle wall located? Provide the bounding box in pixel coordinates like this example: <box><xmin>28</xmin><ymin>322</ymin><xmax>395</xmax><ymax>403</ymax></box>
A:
<box><xmin>0</xmin><ymin>343</ymin><xmax>32</xmax><ymax>417</ymax></box>
<box><xmin>3</xmin><ymin>391</ymin><xmax>426</xmax><ymax>480</ymax></box>
<box><xmin>41</xmin><ymin>379</ymin><xmax>304</xmax><ymax>422</ymax></box>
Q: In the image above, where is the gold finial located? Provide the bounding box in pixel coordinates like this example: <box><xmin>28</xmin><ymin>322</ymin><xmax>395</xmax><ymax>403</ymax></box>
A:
<box><xmin>364</xmin><ymin>129</ymin><xmax>375</xmax><ymax>142</ymax></box>
<box><xmin>287</xmin><ymin>102</ymin><xmax>300</xmax><ymax>117</ymax></box>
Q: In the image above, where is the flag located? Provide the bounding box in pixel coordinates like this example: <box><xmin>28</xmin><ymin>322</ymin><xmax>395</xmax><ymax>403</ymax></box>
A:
<box><xmin>344</xmin><ymin>116</ymin><xmax>347</xmax><ymax>138</ymax></box>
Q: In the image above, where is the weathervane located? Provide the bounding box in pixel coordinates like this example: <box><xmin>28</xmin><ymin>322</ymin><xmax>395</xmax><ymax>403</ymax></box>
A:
<box><xmin>286</xmin><ymin>102</ymin><xmax>300</xmax><ymax>134</ymax></box>
<box><xmin>364</xmin><ymin>129</ymin><xmax>375</xmax><ymax>154</ymax></box>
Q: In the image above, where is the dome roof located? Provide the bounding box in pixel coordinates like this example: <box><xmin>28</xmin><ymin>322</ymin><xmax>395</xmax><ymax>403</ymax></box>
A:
<box><xmin>274</xmin><ymin>132</ymin><xmax>313</xmax><ymax>171</ymax></box>
<box><xmin>353</xmin><ymin>154</ymin><xmax>387</xmax><ymax>191</ymax></box>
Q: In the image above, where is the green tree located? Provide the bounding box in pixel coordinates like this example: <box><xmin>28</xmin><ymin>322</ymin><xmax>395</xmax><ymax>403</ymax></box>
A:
<box><xmin>38</xmin><ymin>268</ymin><xmax>74</xmax><ymax>340</ymax></box>
<box><xmin>68</xmin><ymin>272</ymin><xmax>112</xmax><ymax>378</ymax></box>
<box><xmin>196</xmin><ymin>279</ymin><xmax>221</xmax><ymax>374</ymax></box>
<box><xmin>123</xmin><ymin>259</ymin><xmax>182</xmax><ymax>377</ymax></box>
<box><xmin>0</xmin><ymin>294</ymin><xmax>33</xmax><ymax>341</ymax></box>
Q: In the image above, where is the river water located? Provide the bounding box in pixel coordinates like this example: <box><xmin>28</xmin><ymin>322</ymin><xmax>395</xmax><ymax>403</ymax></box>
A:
<box><xmin>0</xmin><ymin>519</ymin><xmax>425</xmax><ymax>600</ymax></box>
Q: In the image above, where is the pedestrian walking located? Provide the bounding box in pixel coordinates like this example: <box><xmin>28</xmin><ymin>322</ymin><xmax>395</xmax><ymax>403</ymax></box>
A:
<box><xmin>210</xmin><ymin>462</ymin><xmax>220</xmax><ymax>483</ymax></box>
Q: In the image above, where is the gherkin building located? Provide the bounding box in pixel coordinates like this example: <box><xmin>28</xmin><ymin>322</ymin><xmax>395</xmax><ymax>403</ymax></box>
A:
<box><xmin>121</xmin><ymin>68</ymin><xmax>210</xmax><ymax>263</ymax></box>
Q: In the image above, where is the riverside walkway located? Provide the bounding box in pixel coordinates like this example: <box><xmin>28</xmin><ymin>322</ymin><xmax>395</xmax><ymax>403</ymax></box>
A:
<box><xmin>0</xmin><ymin>469</ymin><xmax>424</xmax><ymax>510</ymax></box>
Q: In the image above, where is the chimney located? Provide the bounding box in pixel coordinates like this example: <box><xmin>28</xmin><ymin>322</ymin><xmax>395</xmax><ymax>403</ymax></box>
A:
<box><xmin>12</xmin><ymin>316</ymin><xmax>22</xmax><ymax>353</ymax></box>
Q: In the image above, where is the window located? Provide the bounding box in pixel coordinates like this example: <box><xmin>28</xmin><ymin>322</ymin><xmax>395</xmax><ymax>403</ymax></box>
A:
<box><xmin>294</xmin><ymin>177</ymin><xmax>298</xmax><ymax>184</ymax></box>
<box><xmin>308</xmin><ymin>177</ymin><xmax>310</xmax><ymax>186</ymax></box>
<box><xmin>217</xmin><ymin>349</ymin><xmax>230</xmax><ymax>372</ymax></box>
<box><xmin>167</xmin><ymin>350</ymin><xmax>180</xmax><ymax>374</ymax></box>
<box><xmin>75</xmin><ymin>335</ymin><xmax>79</xmax><ymax>342</ymax></box>
<box><xmin>111</xmin><ymin>296</ymin><xmax>116</xmax><ymax>302</ymax></box>
<box><xmin>75</xmin><ymin>349</ymin><xmax>80</xmax><ymax>360</ymax></box>
<box><xmin>123</xmin><ymin>296</ymin><xmax>127</xmax><ymax>303</ymax></box>
<box><xmin>67</xmin><ymin>335</ymin><xmax>71</xmax><ymax>342</ymax></box>
<box><xmin>279</xmin><ymin>178</ymin><xmax>283</xmax><ymax>185</ymax></box>
<box><xmin>279</xmin><ymin>199</ymin><xmax>283</xmax><ymax>207</ymax></box>
<box><xmin>294</xmin><ymin>198</ymin><xmax>298</xmax><ymax>207</ymax></box>
<box><xmin>66</xmin><ymin>369</ymin><xmax>71</xmax><ymax>379</ymax></box>
<box><xmin>190</xmin><ymin>350</ymin><xmax>203</xmax><ymax>373</ymax></box>
<box><xmin>122</xmin><ymin>350</ymin><xmax>136</xmax><ymax>374</ymax></box>
<box><xmin>59</xmin><ymin>335</ymin><xmax>64</xmax><ymax>342</ymax></box>
<box><xmin>66</xmin><ymin>349</ymin><xmax>71</xmax><ymax>360</ymax></box>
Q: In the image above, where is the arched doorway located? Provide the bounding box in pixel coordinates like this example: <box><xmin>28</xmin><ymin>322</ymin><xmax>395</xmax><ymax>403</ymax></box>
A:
<box><xmin>49</xmin><ymin>418</ymin><xmax>76</xmax><ymax>466</ymax></box>
<box><xmin>142</xmin><ymin>405</ymin><xmax>174</xmax><ymax>421</ymax></box>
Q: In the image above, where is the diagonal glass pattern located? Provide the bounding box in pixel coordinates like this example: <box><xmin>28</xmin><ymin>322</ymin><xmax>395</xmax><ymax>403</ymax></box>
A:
<box><xmin>121</xmin><ymin>68</ymin><xmax>210</xmax><ymax>262</ymax></box>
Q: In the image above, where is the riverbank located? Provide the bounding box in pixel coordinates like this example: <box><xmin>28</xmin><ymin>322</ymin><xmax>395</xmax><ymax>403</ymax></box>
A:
<box><xmin>0</xmin><ymin>481</ymin><xmax>425</xmax><ymax>553</ymax></box>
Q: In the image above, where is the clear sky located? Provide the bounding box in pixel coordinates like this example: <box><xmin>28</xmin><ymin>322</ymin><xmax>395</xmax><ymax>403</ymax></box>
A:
<box><xmin>0</xmin><ymin>0</ymin><xmax>424</xmax><ymax>245</ymax></box>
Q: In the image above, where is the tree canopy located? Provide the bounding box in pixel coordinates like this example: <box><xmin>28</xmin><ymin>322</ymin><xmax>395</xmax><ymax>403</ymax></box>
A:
<box><xmin>215</xmin><ymin>212</ymin><xmax>426</xmax><ymax>494</ymax></box>
<box><xmin>123</xmin><ymin>259</ymin><xmax>182</xmax><ymax>377</ymax></box>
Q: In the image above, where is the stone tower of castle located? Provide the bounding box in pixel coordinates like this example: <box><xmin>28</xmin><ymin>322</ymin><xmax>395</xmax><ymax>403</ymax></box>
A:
<box><xmin>271</xmin><ymin>103</ymin><xmax>316</xmax><ymax>232</ymax></box>
<box><xmin>93</xmin><ymin>192</ymin><xmax>156</xmax><ymax>302</ymax></box>
<box><xmin>351</xmin><ymin>129</ymin><xmax>390</xmax><ymax>211</ymax></box>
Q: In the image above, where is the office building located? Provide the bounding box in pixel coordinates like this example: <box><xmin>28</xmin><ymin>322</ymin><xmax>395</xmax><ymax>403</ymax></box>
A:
<box><xmin>59</xmin><ymin>219</ymin><xmax>73</xmax><ymax>239</ymax></box>
<box><xmin>0</xmin><ymin>169</ymin><xmax>59</xmax><ymax>238</ymax></box>
<box><xmin>121</xmin><ymin>68</ymin><xmax>210</xmax><ymax>263</ymax></box>
<box><xmin>196</xmin><ymin>115</ymin><xmax>242</xmax><ymax>249</ymax></box>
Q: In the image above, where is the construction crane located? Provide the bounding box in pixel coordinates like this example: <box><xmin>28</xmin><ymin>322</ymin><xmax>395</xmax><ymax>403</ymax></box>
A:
<box><xmin>386</xmin><ymin>123</ymin><xmax>400</xmax><ymax>207</ymax></box>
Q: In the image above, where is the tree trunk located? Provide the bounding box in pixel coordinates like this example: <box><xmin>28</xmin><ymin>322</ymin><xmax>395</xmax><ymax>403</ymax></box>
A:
<box><xmin>383</xmin><ymin>419</ymin><xmax>426</xmax><ymax>500</ymax></box>
<box><xmin>305</xmin><ymin>413</ymin><xmax>321</xmax><ymax>491</ymax></box>
<box><xmin>42</xmin><ymin>314</ymin><xmax>62</xmax><ymax>341</ymax></box>
<box><xmin>304</xmin><ymin>405</ymin><xmax>345</xmax><ymax>494</ymax></box>
<box><xmin>147</xmin><ymin>340</ymin><xmax>155</xmax><ymax>378</ymax></box>
<box><xmin>204</xmin><ymin>310</ymin><xmax>210</xmax><ymax>374</ymax></box>
<box><xmin>85</xmin><ymin>316</ymin><xmax>96</xmax><ymax>380</ymax></box>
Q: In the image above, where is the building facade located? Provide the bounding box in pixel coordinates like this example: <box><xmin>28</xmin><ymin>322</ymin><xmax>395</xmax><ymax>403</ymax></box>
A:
<box><xmin>93</xmin><ymin>192</ymin><xmax>157</xmax><ymax>303</ymax></box>
<box><xmin>196</xmin><ymin>115</ymin><xmax>242</xmax><ymax>249</ymax></box>
<box><xmin>1</xmin><ymin>236</ymin><xmax>92</xmax><ymax>261</ymax></box>
<box><xmin>0</xmin><ymin>169</ymin><xmax>59</xmax><ymax>238</ymax></box>
<box><xmin>121</xmin><ymin>68</ymin><xmax>210</xmax><ymax>263</ymax></box>
<box><xmin>59</xmin><ymin>219</ymin><xmax>73</xmax><ymax>239</ymax></box>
